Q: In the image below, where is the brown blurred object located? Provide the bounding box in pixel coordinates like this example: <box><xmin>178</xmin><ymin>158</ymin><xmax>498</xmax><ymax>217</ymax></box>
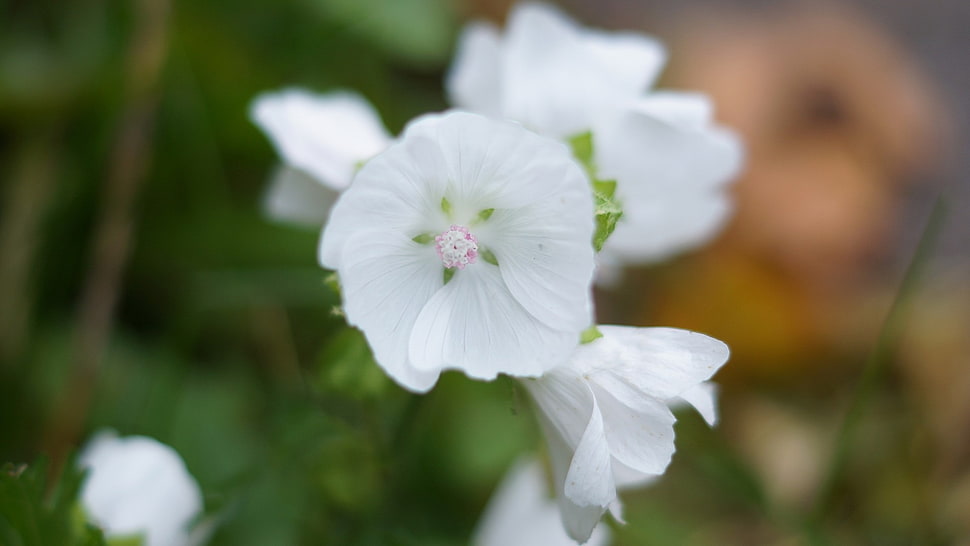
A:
<box><xmin>897</xmin><ymin>266</ymin><xmax>970</xmax><ymax>473</ymax></box>
<box><xmin>897</xmin><ymin>265</ymin><xmax>970</xmax><ymax>542</ymax></box>
<box><xmin>457</xmin><ymin>0</ymin><xmax>515</xmax><ymax>22</ymax></box>
<box><xmin>629</xmin><ymin>2</ymin><xmax>949</xmax><ymax>385</ymax></box>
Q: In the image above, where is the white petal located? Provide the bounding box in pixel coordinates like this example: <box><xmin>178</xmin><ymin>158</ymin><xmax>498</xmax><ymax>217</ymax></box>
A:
<box><xmin>533</xmin><ymin>404</ymin><xmax>609</xmax><ymax>545</ymax></box>
<box><xmin>408</xmin><ymin>263</ymin><xmax>574</xmax><ymax>380</ymax></box>
<box><xmin>603</xmin><ymin>192</ymin><xmax>732</xmax><ymax>262</ymax></box>
<box><xmin>446</xmin><ymin>22</ymin><xmax>504</xmax><ymax>116</ymax></box>
<box><xmin>676</xmin><ymin>381</ymin><xmax>719</xmax><ymax>426</ymax></box>
<box><xmin>417</xmin><ymin>110</ymin><xmax>590</xmax><ymax>212</ymax></box>
<box><xmin>526</xmin><ymin>372</ymin><xmax>613</xmax><ymax>543</ymax></box>
<box><xmin>262</xmin><ymin>166</ymin><xmax>337</xmax><ymax>226</ymax></box>
<box><xmin>595</xmin><ymin>96</ymin><xmax>742</xmax><ymax>193</ymax></box>
<box><xmin>590</xmin><ymin>381</ymin><xmax>677</xmax><ymax>476</ymax></box>
<box><xmin>339</xmin><ymin>230</ymin><xmax>443</xmax><ymax>392</ymax></box>
<box><xmin>319</xmin><ymin>123</ymin><xmax>450</xmax><ymax>268</ymax></box>
<box><xmin>79</xmin><ymin>431</ymin><xmax>202</xmax><ymax>546</ymax></box>
<box><xmin>250</xmin><ymin>89</ymin><xmax>391</xmax><ymax>189</ymax></box>
<box><xmin>611</xmin><ymin>459</ymin><xmax>660</xmax><ymax>490</ymax></box>
<box><xmin>525</xmin><ymin>370</ymin><xmax>596</xmax><ymax>450</ymax></box>
<box><xmin>324</xmin><ymin>110</ymin><xmax>581</xmax><ymax>269</ymax></box>
<box><xmin>474</xmin><ymin>458</ymin><xmax>547</xmax><ymax>544</ymax></box>
<box><xmin>580</xmin><ymin>326</ymin><xmax>730</xmax><ymax>402</ymax></box>
<box><xmin>501</xmin><ymin>3</ymin><xmax>666</xmax><ymax>137</ymax></box>
<box><xmin>564</xmin><ymin>396</ymin><xmax>616</xmax><ymax>508</ymax></box>
<box><xmin>582</xmin><ymin>27</ymin><xmax>667</xmax><ymax>96</ymax></box>
<box><xmin>593</xmin><ymin>96</ymin><xmax>742</xmax><ymax>263</ymax></box>
<box><xmin>633</xmin><ymin>91</ymin><xmax>714</xmax><ymax>127</ymax></box>
<box><xmin>473</xmin><ymin>457</ymin><xmax>610</xmax><ymax>546</ymax></box>
<box><xmin>485</xmin><ymin>202</ymin><xmax>594</xmax><ymax>333</ymax></box>
<box><xmin>405</xmin><ymin>113</ymin><xmax>594</xmax><ymax>333</ymax></box>
<box><xmin>558</xmin><ymin>495</ymin><xmax>609</xmax><ymax>545</ymax></box>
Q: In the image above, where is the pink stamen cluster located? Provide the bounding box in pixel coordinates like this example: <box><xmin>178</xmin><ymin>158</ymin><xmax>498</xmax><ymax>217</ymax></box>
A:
<box><xmin>435</xmin><ymin>224</ymin><xmax>479</xmax><ymax>269</ymax></box>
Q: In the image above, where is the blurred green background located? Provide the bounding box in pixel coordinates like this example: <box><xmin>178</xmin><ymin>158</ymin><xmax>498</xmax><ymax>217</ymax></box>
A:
<box><xmin>1</xmin><ymin>0</ymin><xmax>968</xmax><ymax>544</ymax></box>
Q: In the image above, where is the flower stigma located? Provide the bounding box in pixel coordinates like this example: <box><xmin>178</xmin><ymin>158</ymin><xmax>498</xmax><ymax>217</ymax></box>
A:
<box><xmin>435</xmin><ymin>224</ymin><xmax>479</xmax><ymax>269</ymax></box>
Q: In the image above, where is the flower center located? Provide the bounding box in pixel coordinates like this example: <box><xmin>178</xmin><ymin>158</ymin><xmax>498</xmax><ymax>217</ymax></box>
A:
<box><xmin>435</xmin><ymin>225</ymin><xmax>479</xmax><ymax>269</ymax></box>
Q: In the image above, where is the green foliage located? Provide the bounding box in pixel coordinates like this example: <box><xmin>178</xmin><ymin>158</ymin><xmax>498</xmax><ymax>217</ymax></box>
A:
<box><xmin>315</xmin><ymin>328</ymin><xmax>390</xmax><ymax>400</ymax></box>
<box><xmin>0</xmin><ymin>459</ymin><xmax>109</xmax><ymax>546</ymax></box>
<box><xmin>306</xmin><ymin>0</ymin><xmax>458</xmax><ymax>66</ymax></box>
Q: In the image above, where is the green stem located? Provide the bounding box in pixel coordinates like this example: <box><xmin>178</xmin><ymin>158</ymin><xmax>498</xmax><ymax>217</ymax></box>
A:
<box><xmin>810</xmin><ymin>197</ymin><xmax>946</xmax><ymax>523</ymax></box>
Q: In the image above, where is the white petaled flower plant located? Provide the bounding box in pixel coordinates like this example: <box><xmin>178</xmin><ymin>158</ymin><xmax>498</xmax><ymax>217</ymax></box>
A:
<box><xmin>473</xmin><ymin>458</ymin><xmax>611</xmax><ymax>546</ymax></box>
<box><xmin>521</xmin><ymin>326</ymin><xmax>729</xmax><ymax>543</ymax></box>
<box><xmin>250</xmin><ymin>88</ymin><xmax>392</xmax><ymax>225</ymax></box>
<box><xmin>78</xmin><ymin>430</ymin><xmax>204</xmax><ymax>546</ymax></box>
<box><xmin>447</xmin><ymin>2</ymin><xmax>743</xmax><ymax>270</ymax></box>
<box><xmin>319</xmin><ymin>111</ymin><xmax>596</xmax><ymax>393</ymax></box>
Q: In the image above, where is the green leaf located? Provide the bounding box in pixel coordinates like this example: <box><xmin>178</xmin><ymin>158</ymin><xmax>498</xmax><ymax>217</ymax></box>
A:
<box><xmin>307</xmin><ymin>0</ymin><xmax>457</xmax><ymax>66</ymax></box>
<box><xmin>315</xmin><ymin>328</ymin><xmax>390</xmax><ymax>400</ymax></box>
<box><xmin>580</xmin><ymin>325</ymin><xmax>603</xmax><ymax>344</ymax></box>
<box><xmin>0</xmin><ymin>458</ymin><xmax>109</xmax><ymax>546</ymax></box>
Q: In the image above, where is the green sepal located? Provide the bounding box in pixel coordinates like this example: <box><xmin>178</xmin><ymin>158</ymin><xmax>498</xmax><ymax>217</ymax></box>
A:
<box><xmin>569</xmin><ymin>132</ymin><xmax>594</xmax><ymax>173</ymax></box>
<box><xmin>324</xmin><ymin>272</ymin><xmax>341</xmax><ymax>295</ymax></box>
<box><xmin>443</xmin><ymin>268</ymin><xmax>456</xmax><ymax>285</ymax></box>
<box><xmin>412</xmin><ymin>233</ymin><xmax>435</xmax><ymax>245</ymax></box>
<box><xmin>592</xmin><ymin>179</ymin><xmax>622</xmax><ymax>252</ymax></box>
<box><xmin>569</xmin><ymin>132</ymin><xmax>624</xmax><ymax>252</ymax></box>
<box><xmin>479</xmin><ymin>248</ymin><xmax>499</xmax><ymax>266</ymax></box>
<box><xmin>474</xmin><ymin>208</ymin><xmax>495</xmax><ymax>224</ymax></box>
<box><xmin>441</xmin><ymin>196</ymin><xmax>453</xmax><ymax>217</ymax></box>
<box><xmin>580</xmin><ymin>325</ymin><xmax>604</xmax><ymax>344</ymax></box>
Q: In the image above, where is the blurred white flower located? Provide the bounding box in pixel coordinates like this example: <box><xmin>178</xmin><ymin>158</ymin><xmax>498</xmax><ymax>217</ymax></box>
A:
<box><xmin>320</xmin><ymin>111</ymin><xmax>595</xmax><ymax>393</ymax></box>
<box><xmin>79</xmin><ymin>430</ymin><xmax>204</xmax><ymax>546</ymax></box>
<box><xmin>594</xmin><ymin>93</ymin><xmax>742</xmax><ymax>265</ymax></box>
<box><xmin>250</xmin><ymin>89</ymin><xmax>391</xmax><ymax>225</ymax></box>
<box><xmin>447</xmin><ymin>2</ymin><xmax>664</xmax><ymax>139</ymax></box>
<box><xmin>473</xmin><ymin>458</ymin><xmax>610</xmax><ymax>546</ymax></box>
<box><xmin>447</xmin><ymin>3</ymin><xmax>742</xmax><ymax>270</ymax></box>
<box><xmin>522</xmin><ymin>326</ymin><xmax>729</xmax><ymax>542</ymax></box>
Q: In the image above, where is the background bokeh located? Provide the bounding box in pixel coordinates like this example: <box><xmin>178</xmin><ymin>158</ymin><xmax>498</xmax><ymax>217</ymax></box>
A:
<box><xmin>1</xmin><ymin>0</ymin><xmax>967</xmax><ymax>544</ymax></box>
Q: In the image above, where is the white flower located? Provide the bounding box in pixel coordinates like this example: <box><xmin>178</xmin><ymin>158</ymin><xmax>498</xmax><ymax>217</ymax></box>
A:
<box><xmin>79</xmin><ymin>430</ymin><xmax>204</xmax><ymax>546</ymax></box>
<box><xmin>473</xmin><ymin>458</ymin><xmax>611</xmax><ymax>546</ymax></box>
<box><xmin>447</xmin><ymin>2</ymin><xmax>664</xmax><ymax>139</ymax></box>
<box><xmin>250</xmin><ymin>89</ymin><xmax>392</xmax><ymax>225</ymax></box>
<box><xmin>521</xmin><ymin>326</ymin><xmax>729</xmax><ymax>542</ymax></box>
<box><xmin>447</xmin><ymin>3</ymin><xmax>743</xmax><ymax>268</ymax></box>
<box><xmin>594</xmin><ymin>93</ymin><xmax>743</xmax><ymax>264</ymax></box>
<box><xmin>320</xmin><ymin>111</ymin><xmax>595</xmax><ymax>392</ymax></box>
